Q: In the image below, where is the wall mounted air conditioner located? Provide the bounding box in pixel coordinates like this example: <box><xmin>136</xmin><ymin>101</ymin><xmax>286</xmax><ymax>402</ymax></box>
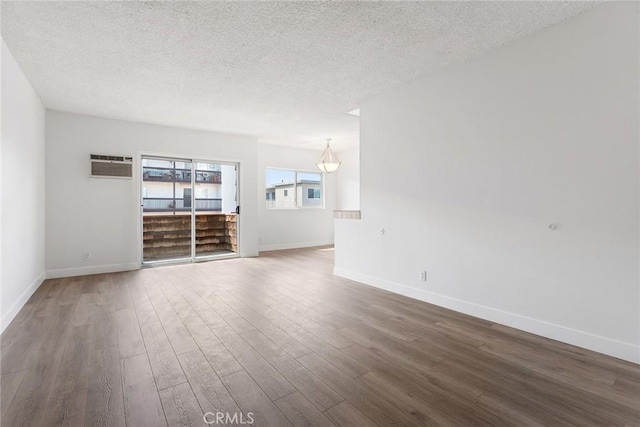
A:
<box><xmin>90</xmin><ymin>154</ymin><xmax>133</xmax><ymax>179</ymax></box>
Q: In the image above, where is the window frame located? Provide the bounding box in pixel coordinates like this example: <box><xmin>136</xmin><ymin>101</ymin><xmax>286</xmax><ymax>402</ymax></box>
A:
<box><xmin>265</xmin><ymin>167</ymin><xmax>324</xmax><ymax>210</ymax></box>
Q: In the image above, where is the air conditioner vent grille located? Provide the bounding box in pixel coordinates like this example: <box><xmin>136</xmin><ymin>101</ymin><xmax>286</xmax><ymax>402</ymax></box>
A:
<box><xmin>90</xmin><ymin>154</ymin><xmax>133</xmax><ymax>162</ymax></box>
<box><xmin>90</xmin><ymin>154</ymin><xmax>133</xmax><ymax>178</ymax></box>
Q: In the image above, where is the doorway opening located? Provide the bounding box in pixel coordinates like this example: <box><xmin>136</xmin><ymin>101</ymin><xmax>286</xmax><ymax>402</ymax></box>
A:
<box><xmin>141</xmin><ymin>156</ymin><xmax>239</xmax><ymax>264</ymax></box>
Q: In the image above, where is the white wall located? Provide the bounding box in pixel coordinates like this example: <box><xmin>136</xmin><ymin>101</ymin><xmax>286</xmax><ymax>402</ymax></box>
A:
<box><xmin>45</xmin><ymin>111</ymin><xmax>259</xmax><ymax>277</ymax></box>
<box><xmin>335</xmin><ymin>147</ymin><xmax>360</xmax><ymax>210</ymax></box>
<box><xmin>335</xmin><ymin>3</ymin><xmax>640</xmax><ymax>363</ymax></box>
<box><xmin>1</xmin><ymin>41</ymin><xmax>46</xmax><ymax>331</ymax></box>
<box><xmin>258</xmin><ymin>144</ymin><xmax>335</xmax><ymax>251</ymax></box>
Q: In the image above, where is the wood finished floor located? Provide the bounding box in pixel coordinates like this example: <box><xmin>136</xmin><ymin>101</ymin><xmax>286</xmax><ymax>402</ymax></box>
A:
<box><xmin>1</xmin><ymin>246</ymin><xmax>638</xmax><ymax>426</ymax></box>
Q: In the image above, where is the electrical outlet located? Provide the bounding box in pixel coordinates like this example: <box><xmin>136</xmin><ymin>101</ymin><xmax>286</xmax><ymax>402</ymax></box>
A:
<box><xmin>420</xmin><ymin>270</ymin><xmax>427</xmax><ymax>281</ymax></box>
<box><xmin>82</xmin><ymin>252</ymin><xmax>92</xmax><ymax>261</ymax></box>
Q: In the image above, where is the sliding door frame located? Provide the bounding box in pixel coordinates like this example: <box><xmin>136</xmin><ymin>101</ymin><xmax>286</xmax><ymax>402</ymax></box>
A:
<box><xmin>137</xmin><ymin>151</ymin><xmax>241</xmax><ymax>267</ymax></box>
<box><xmin>192</xmin><ymin>158</ymin><xmax>241</xmax><ymax>263</ymax></box>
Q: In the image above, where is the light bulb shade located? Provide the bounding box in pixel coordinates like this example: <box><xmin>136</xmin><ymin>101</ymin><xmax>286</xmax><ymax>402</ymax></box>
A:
<box><xmin>317</xmin><ymin>161</ymin><xmax>341</xmax><ymax>173</ymax></box>
<box><xmin>316</xmin><ymin>140</ymin><xmax>341</xmax><ymax>173</ymax></box>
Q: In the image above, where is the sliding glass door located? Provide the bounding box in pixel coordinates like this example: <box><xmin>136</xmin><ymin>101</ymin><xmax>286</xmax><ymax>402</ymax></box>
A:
<box><xmin>194</xmin><ymin>162</ymin><xmax>238</xmax><ymax>258</ymax></box>
<box><xmin>141</xmin><ymin>156</ymin><xmax>239</xmax><ymax>264</ymax></box>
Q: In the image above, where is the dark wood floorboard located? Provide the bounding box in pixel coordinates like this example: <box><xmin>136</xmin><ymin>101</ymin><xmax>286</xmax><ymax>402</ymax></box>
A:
<box><xmin>324</xmin><ymin>401</ymin><xmax>378</xmax><ymax>427</ymax></box>
<box><xmin>275</xmin><ymin>391</ymin><xmax>334</xmax><ymax>427</ymax></box>
<box><xmin>1</xmin><ymin>246</ymin><xmax>638</xmax><ymax>426</ymax></box>
<box><xmin>158</xmin><ymin>382</ymin><xmax>203</xmax><ymax>427</ymax></box>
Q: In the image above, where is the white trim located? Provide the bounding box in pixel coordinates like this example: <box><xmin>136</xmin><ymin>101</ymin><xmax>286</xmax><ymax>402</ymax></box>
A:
<box><xmin>241</xmin><ymin>249</ymin><xmax>260</xmax><ymax>258</ymax></box>
<box><xmin>259</xmin><ymin>240</ymin><xmax>334</xmax><ymax>252</ymax></box>
<box><xmin>47</xmin><ymin>263</ymin><xmax>139</xmax><ymax>279</ymax></box>
<box><xmin>1</xmin><ymin>271</ymin><xmax>45</xmax><ymax>333</ymax></box>
<box><xmin>136</xmin><ymin>152</ymin><xmax>143</xmax><ymax>267</ymax></box>
<box><xmin>333</xmin><ymin>267</ymin><xmax>640</xmax><ymax>364</ymax></box>
<box><xmin>190</xmin><ymin>160</ymin><xmax>197</xmax><ymax>261</ymax></box>
<box><xmin>195</xmin><ymin>253</ymin><xmax>239</xmax><ymax>262</ymax></box>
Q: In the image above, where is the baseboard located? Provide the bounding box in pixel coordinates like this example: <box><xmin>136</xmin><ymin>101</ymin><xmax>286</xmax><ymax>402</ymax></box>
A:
<box><xmin>259</xmin><ymin>240</ymin><xmax>334</xmax><ymax>252</ymax></box>
<box><xmin>240</xmin><ymin>250</ymin><xmax>260</xmax><ymax>258</ymax></box>
<box><xmin>46</xmin><ymin>263</ymin><xmax>139</xmax><ymax>279</ymax></box>
<box><xmin>1</xmin><ymin>271</ymin><xmax>46</xmax><ymax>333</ymax></box>
<box><xmin>333</xmin><ymin>267</ymin><xmax>640</xmax><ymax>364</ymax></box>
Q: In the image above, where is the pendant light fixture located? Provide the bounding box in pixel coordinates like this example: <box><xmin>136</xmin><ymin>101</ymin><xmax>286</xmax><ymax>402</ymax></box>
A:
<box><xmin>316</xmin><ymin>138</ymin><xmax>341</xmax><ymax>173</ymax></box>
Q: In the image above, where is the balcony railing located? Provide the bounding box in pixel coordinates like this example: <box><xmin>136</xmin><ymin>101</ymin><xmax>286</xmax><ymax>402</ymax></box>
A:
<box><xmin>143</xmin><ymin>197</ymin><xmax>222</xmax><ymax>212</ymax></box>
<box><xmin>143</xmin><ymin>167</ymin><xmax>222</xmax><ymax>184</ymax></box>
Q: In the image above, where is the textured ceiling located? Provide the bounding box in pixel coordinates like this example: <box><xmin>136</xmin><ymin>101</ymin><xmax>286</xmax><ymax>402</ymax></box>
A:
<box><xmin>1</xmin><ymin>1</ymin><xmax>594</xmax><ymax>149</ymax></box>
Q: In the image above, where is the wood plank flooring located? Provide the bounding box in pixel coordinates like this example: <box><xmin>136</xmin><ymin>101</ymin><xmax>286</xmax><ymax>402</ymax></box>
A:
<box><xmin>1</xmin><ymin>246</ymin><xmax>638</xmax><ymax>426</ymax></box>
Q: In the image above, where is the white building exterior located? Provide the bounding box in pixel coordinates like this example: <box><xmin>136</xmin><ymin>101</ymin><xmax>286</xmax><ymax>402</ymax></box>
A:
<box><xmin>266</xmin><ymin>180</ymin><xmax>322</xmax><ymax>208</ymax></box>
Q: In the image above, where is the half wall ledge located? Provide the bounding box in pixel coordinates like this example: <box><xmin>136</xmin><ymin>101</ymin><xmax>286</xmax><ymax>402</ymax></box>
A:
<box><xmin>334</xmin><ymin>210</ymin><xmax>361</xmax><ymax>220</ymax></box>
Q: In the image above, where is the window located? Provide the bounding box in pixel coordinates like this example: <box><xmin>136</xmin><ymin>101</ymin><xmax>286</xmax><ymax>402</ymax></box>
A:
<box><xmin>265</xmin><ymin>168</ymin><xmax>323</xmax><ymax>209</ymax></box>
